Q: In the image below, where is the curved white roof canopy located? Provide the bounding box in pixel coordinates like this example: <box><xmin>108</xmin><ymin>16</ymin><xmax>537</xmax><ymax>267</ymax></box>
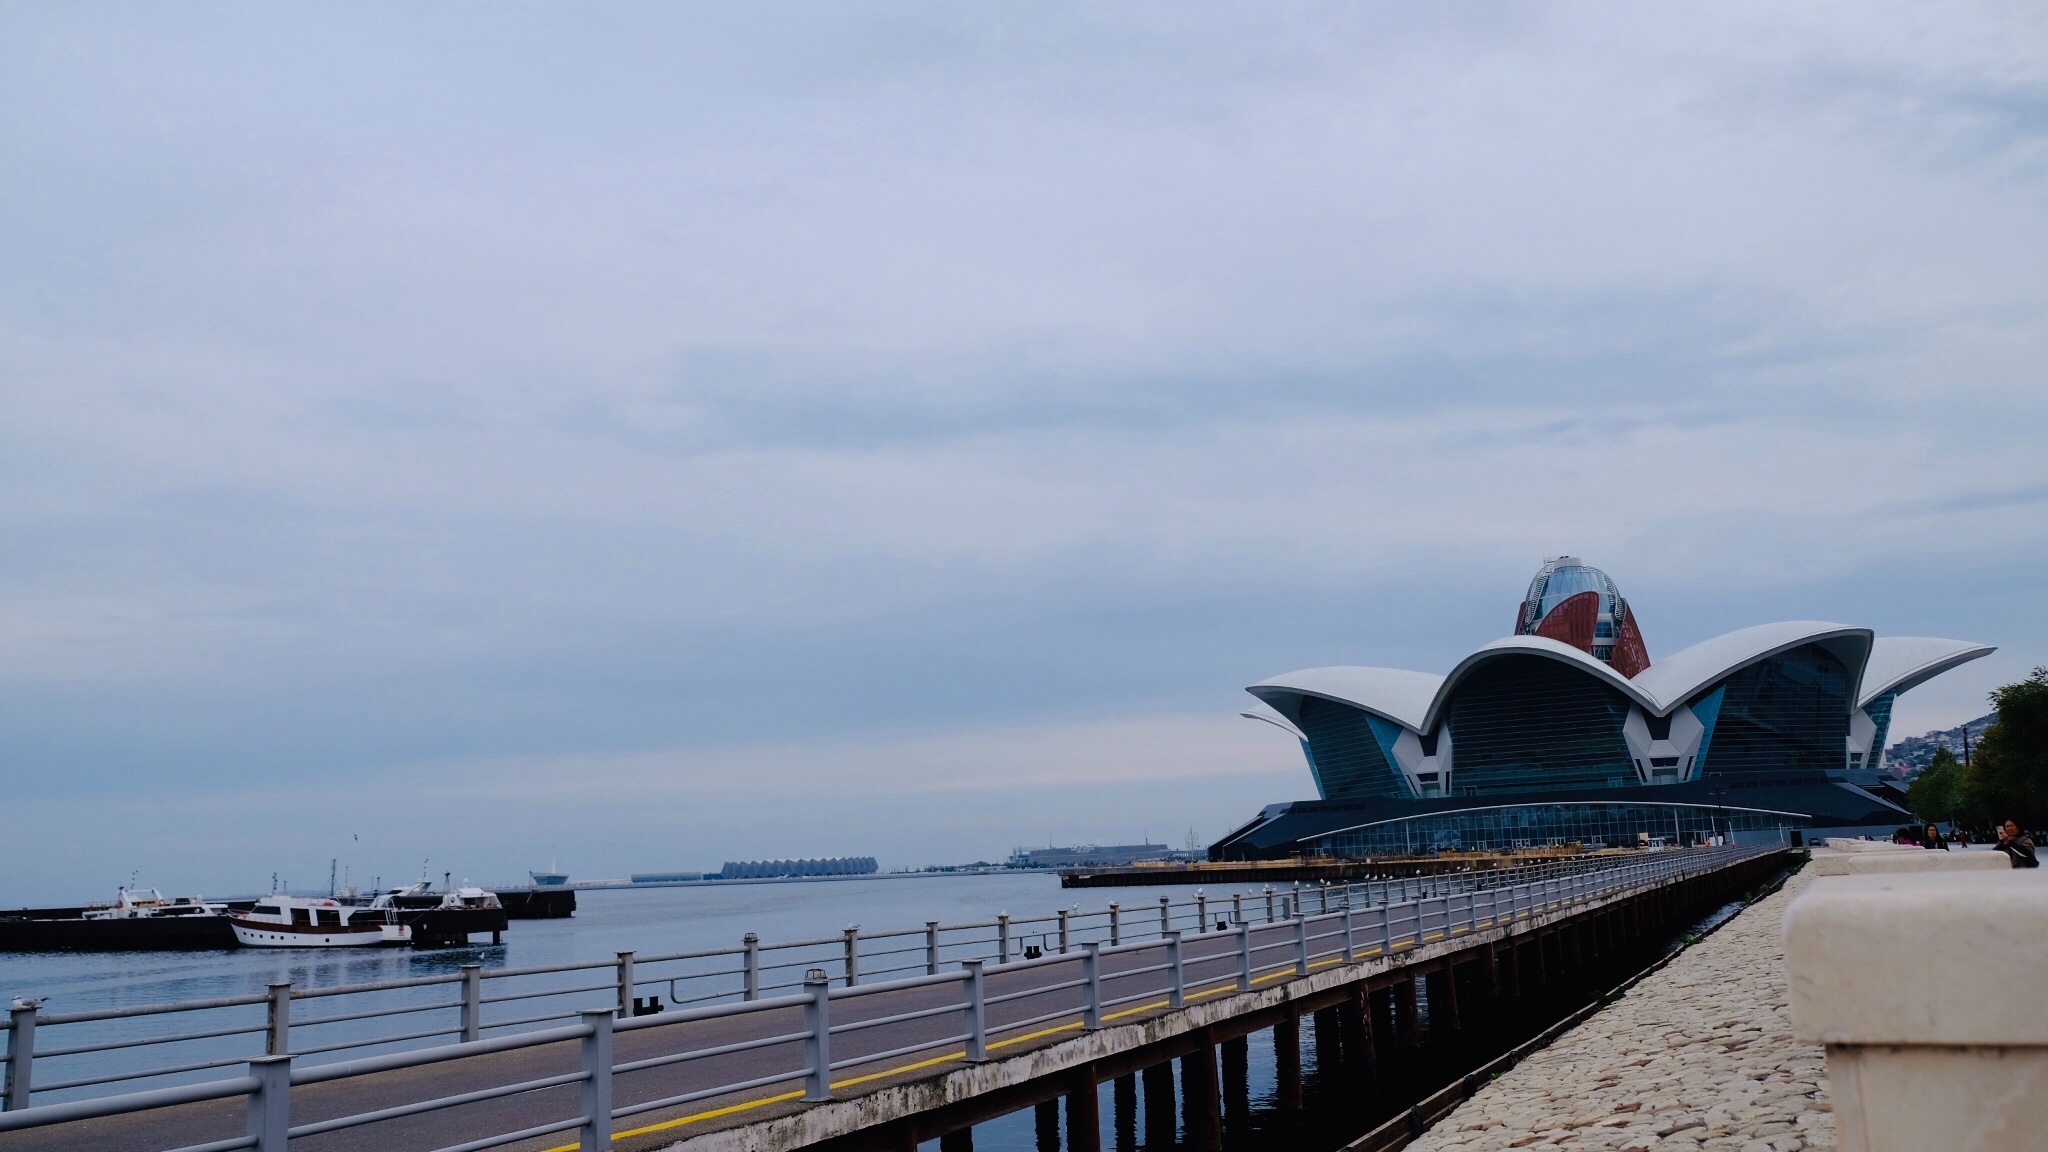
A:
<box><xmin>1249</xmin><ymin>621</ymin><xmax>1924</xmax><ymax>735</ymax></box>
<box><xmin>1246</xmin><ymin>666</ymin><xmax>1443</xmax><ymax>732</ymax></box>
<box><xmin>1632</xmin><ymin>622</ymin><xmax>1871</xmax><ymax>712</ymax></box>
<box><xmin>1240</xmin><ymin>700</ymin><xmax>1306</xmax><ymax>740</ymax></box>
<box><xmin>1857</xmin><ymin>636</ymin><xmax>1996</xmax><ymax>708</ymax></box>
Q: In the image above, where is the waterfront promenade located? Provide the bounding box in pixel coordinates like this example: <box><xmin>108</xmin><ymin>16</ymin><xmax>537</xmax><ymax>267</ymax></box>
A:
<box><xmin>1405</xmin><ymin>869</ymin><xmax>1829</xmax><ymax>1152</ymax></box>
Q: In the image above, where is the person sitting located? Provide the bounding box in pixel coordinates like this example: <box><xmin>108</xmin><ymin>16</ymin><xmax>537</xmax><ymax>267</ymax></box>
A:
<box><xmin>1919</xmin><ymin>823</ymin><xmax>1949</xmax><ymax>850</ymax></box>
<box><xmin>1994</xmin><ymin>819</ymin><xmax>2039</xmax><ymax>868</ymax></box>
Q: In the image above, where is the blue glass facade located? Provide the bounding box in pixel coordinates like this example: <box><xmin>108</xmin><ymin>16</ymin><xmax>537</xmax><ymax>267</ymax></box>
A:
<box><xmin>1307</xmin><ymin>801</ymin><xmax>1800</xmax><ymax>856</ymax></box>
<box><xmin>1863</xmin><ymin>692</ymin><xmax>1895</xmax><ymax>770</ymax></box>
<box><xmin>1292</xmin><ymin>695</ymin><xmax>1411</xmax><ymax>800</ymax></box>
<box><xmin>1443</xmin><ymin>655</ymin><xmax>1637</xmax><ymax>795</ymax></box>
<box><xmin>1691</xmin><ymin>643</ymin><xmax>1849</xmax><ymax>780</ymax></box>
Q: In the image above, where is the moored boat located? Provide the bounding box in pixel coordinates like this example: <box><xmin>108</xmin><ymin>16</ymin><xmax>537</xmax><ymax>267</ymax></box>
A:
<box><xmin>228</xmin><ymin>896</ymin><xmax>410</xmax><ymax>948</ymax></box>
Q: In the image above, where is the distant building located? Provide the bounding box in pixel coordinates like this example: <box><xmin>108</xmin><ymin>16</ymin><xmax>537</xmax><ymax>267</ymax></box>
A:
<box><xmin>718</xmin><ymin>857</ymin><xmax>878</xmax><ymax>880</ymax></box>
<box><xmin>1009</xmin><ymin>844</ymin><xmax>1173</xmax><ymax>869</ymax></box>
<box><xmin>1216</xmin><ymin>558</ymin><xmax>1995</xmax><ymax>858</ymax></box>
<box><xmin>1884</xmin><ymin>713</ymin><xmax>1999</xmax><ymax>777</ymax></box>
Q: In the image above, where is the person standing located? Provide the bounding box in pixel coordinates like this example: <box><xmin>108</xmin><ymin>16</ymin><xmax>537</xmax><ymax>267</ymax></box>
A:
<box><xmin>1994</xmin><ymin>819</ymin><xmax>2038</xmax><ymax>868</ymax></box>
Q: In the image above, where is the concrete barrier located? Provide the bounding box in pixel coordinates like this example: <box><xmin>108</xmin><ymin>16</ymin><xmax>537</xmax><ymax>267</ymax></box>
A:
<box><xmin>1806</xmin><ymin>846</ymin><xmax>2009</xmax><ymax>876</ymax></box>
<box><xmin>1783</xmin><ymin>871</ymin><xmax>2048</xmax><ymax>1151</ymax></box>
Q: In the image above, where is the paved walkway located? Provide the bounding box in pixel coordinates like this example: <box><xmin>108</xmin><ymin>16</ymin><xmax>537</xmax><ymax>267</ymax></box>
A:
<box><xmin>1409</xmin><ymin>873</ymin><xmax>1830</xmax><ymax>1152</ymax></box>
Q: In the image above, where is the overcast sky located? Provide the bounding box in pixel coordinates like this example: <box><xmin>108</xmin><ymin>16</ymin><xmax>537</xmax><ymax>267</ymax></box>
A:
<box><xmin>4</xmin><ymin>3</ymin><xmax>2045</xmax><ymax>901</ymax></box>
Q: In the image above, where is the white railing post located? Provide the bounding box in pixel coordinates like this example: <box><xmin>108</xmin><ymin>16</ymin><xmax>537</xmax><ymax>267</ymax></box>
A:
<box><xmin>1293</xmin><ymin>915</ymin><xmax>1310</xmax><ymax>976</ymax></box>
<box><xmin>1264</xmin><ymin>886</ymin><xmax>1275</xmax><ymax>922</ymax></box>
<box><xmin>1319</xmin><ymin>883</ymin><xmax>1329</xmax><ymax>914</ymax></box>
<box><xmin>1082</xmin><ymin>942</ymin><xmax>1104</xmax><ymax>1030</ymax></box>
<box><xmin>1197</xmin><ymin>891</ymin><xmax>1209</xmax><ymax>933</ymax></box>
<box><xmin>1382</xmin><ymin>902</ymin><xmax>1396</xmax><ymax>953</ymax></box>
<box><xmin>926</xmin><ymin>921</ymin><xmax>941</xmax><ymax>975</ymax></box>
<box><xmin>1342</xmin><ymin>905</ymin><xmax>1356</xmax><ymax>962</ymax></box>
<box><xmin>460</xmin><ymin>964</ymin><xmax>482</xmax><ymax>1042</ymax></box>
<box><xmin>1159</xmin><ymin>896</ymin><xmax>1171</xmax><ymax>937</ymax></box>
<box><xmin>997</xmin><ymin>914</ymin><xmax>1010</xmax><ymax>963</ymax></box>
<box><xmin>1108</xmin><ymin>903</ymin><xmax>1121</xmax><ymax>947</ymax></box>
<box><xmin>1058</xmin><ymin>909</ymin><xmax>1071</xmax><ymax>953</ymax></box>
<box><xmin>802</xmin><ymin>970</ymin><xmax>833</xmax><ymax>1101</ymax></box>
<box><xmin>266</xmin><ymin>982</ymin><xmax>291</xmax><ymax>1055</ymax></box>
<box><xmin>1236</xmin><ymin>923</ymin><xmax>1253</xmax><ymax>991</ymax></box>
<box><xmin>843</xmin><ymin>926</ymin><xmax>861</xmax><ymax>986</ymax></box>
<box><xmin>1231</xmin><ymin>892</ymin><xmax>1243</xmax><ymax>926</ymax></box>
<box><xmin>4</xmin><ymin>999</ymin><xmax>38</xmax><ymax>1112</ymax></box>
<box><xmin>962</xmin><ymin>960</ymin><xmax>988</xmax><ymax>1061</ymax></box>
<box><xmin>743</xmin><ymin>933</ymin><xmax>760</xmax><ymax>1000</ymax></box>
<box><xmin>579</xmin><ymin>1009</ymin><xmax>613</xmax><ymax>1151</ymax></box>
<box><xmin>247</xmin><ymin>1054</ymin><xmax>291</xmax><ymax>1152</ymax></box>
<box><xmin>1166</xmin><ymin>931</ymin><xmax>1185</xmax><ymax>1009</ymax></box>
<box><xmin>615</xmin><ymin>951</ymin><xmax>635</xmax><ymax>1018</ymax></box>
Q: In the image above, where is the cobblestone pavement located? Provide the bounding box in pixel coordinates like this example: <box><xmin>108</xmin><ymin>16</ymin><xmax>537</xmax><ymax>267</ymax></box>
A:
<box><xmin>1408</xmin><ymin>873</ymin><xmax>1830</xmax><ymax>1152</ymax></box>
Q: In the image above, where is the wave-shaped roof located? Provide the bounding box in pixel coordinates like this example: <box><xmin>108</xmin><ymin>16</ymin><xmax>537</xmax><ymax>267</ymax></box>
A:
<box><xmin>1858</xmin><ymin>636</ymin><xmax>1998</xmax><ymax>708</ymax></box>
<box><xmin>1249</xmin><ymin>622</ymin><xmax>1990</xmax><ymax>733</ymax></box>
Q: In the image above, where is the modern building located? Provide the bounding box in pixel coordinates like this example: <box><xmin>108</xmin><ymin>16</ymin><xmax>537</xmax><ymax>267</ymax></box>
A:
<box><xmin>1008</xmin><ymin>844</ymin><xmax>1175</xmax><ymax>869</ymax></box>
<box><xmin>1213</xmin><ymin>558</ymin><xmax>1993</xmax><ymax>858</ymax></box>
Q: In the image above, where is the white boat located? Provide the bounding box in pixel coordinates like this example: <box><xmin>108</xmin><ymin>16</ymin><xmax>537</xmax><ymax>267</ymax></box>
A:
<box><xmin>81</xmin><ymin>888</ymin><xmax>227</xmax><ymax>919</ymax></box>
<box><xmin>228</xmin><ymin>896</ymin><xmax>411</xmax><ymax>948</ymax></box>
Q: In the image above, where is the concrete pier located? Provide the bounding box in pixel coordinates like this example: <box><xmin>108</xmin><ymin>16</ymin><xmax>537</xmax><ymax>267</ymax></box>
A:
<box><xmin>1403</xmin><ymin>870</ymin><xmax>1830</xmax><ymax>1152</ymax></box>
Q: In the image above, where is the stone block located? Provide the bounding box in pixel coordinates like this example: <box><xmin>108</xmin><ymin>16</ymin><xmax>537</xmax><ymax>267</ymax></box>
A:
<box><xmin>1781</xmin><ymin>871</ymin><xmax>2048</xmax><ymax>1152</ymax></box>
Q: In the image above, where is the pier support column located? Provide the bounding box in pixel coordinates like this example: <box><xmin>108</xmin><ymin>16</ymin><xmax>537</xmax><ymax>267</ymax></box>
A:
<box><xmin>940</xmin><ymin>1128</ymin><xmax>974</xmax><ymax>1152</ymax></box>
<box><xmin>1112</xmin><ymin>1074</ymin><xmax>1136</xmax><ymax>1152</ymax></box>
<box><xmin>1066</xmin><ymin>1071</ymin><xmax>1101</xmax><ymax>1152</ymax></box>
<box><xmin>1141</xmin><ymin>1061</ymin><xmax>1176</xmax><ymax>1150</ymax></box>
<box><xmin>1340</xmin><ymin>983</ymin><xmax>1376</xmax><ymax>1089</ymax></box>
<box><xmin>1394</xmin><ymin>978</ymin><xmax>1421</xmax><ymax>1094</ymax></box>
<box><xmin>1220</xmin><ymin>1035</ymin><xmax>1250</xmax><ymax>1134</ymax></box>
<box><xmin>1312</xmin><ymin>1007</ymin><xmax>1341</xmax><ymax>1082</ymax></box>
<box><xmin>1181</xmin><ymin>1039</ymin><xmax>1222</xmax><ymax>1152</ymax></box>
<box><xmin>1275</xmin><ymin>1015</ymin><xmax>1302</xmax><ymax>1110</ymax></box>
<box><xmin>1035</xmin><ymin>1100</ymin><xmax>1060</xmax><ymax>1152</ymax></box>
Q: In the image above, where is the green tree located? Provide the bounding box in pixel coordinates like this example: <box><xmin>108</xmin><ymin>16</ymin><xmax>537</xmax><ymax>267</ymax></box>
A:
<box><xmin>1906</xmin><ymin>747</ymin><xmax>1964</xmax><ymax>825</ymax></box>
<box><xmin>1963</xmin><ymin>667</ymin><xmax>2048</xmax><ymax>829</ymax></box>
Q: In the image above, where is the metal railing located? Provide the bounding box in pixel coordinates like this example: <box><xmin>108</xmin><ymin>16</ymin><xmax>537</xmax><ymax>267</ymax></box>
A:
<box><xmin>0</xmin><ymin>846</ymin><xmax>1778</xmax><ymax>1151</ymax></box>
<box><xmin>0</xmin><ymin>848</ymin><xmax>1760</xmax><ymax>1111</ymax></box>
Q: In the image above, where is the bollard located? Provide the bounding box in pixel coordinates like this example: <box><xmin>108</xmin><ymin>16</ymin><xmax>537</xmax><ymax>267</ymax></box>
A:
<box><xmin>1236</xmin><ymin>922</ymin><xmax>1253</xmax><ymax>991</ymax></box>
<box><xmin>1293</xmin><ymin>915</ymin><xmax>1310</xmax><ymax>976</ymax></box>
<box><xmin>247</xmin><ymin>1054</ymin><xmax>291</xmax><ymax>1152</ymax></box>
<box><xmin>615</xmin><ymin>952</ymin><xmax>635</xmax><ymax>1018</ymax></box>
<box><xmin>926</xmin><ymin>921</ymin><xmax>941</xmax><ymax>975</ymax></box>
<box><xmin>4</xmin><ymin>999</ymin><xmax>39</xmax><ymax>1112</ymax></box>
<box><xmin>460</xmin><ymin>964</ymin><xmax>482</xmax><ymax>1043</ymax></box>
<box><xmin>1159</xmin><ymin>896</ymin><xmax>1171</xmax><ymax>937</ymax></box>
<box><xmin>996</xmin><ymin>914</ymin><xmax>1010</xmax><ymax>964</ymax></box>
<box><xmin>802</xmin><ymin>970</ymin><xmax>833</xmax><ymax>1100</ymax></box>
<box><xmin>742</xmin><ymin>933</ymin><xmax>760</xmax><ymax>1000</ymax></box>
<box><xmin>1108</xmin><ymin>903</ymin><xmax>1121</xmax><ymax>946</ymax></box>
<box><xmin>579</xmin><ymin>1009</ymin><xmax>614</xmax><ymax>1151</ymax></box>
<box><xmin>1082</xmin><ymin>942</ymin><xmax>1103</xmax><ymax>1029</ymax></box>
<box><xmin>266</xmin><ymin>982</ymin><xmax>292</xmax><ymax>1055</ymax></box>
<box><xmin>843</xmin><ymin>926</ymin><xmax>860</xmax><ymax>986</ymax></box>
<box><xmin>1058</xmin><ymin>908</ymin><xmax>1071</xmax><ymax>953</ymax></box>
<box><xmin>1165</xmin><ymin>931</ymin><xmax>1185</xmax><ymax>1009</ymax></box>
<box><xmin>1196</xmin><ymin>891</ymin><xmax>1208</xmax><ymax>933</ymax></box>
<box><xmin>962</xmin><ymin>960</ymin><xmax>988</xmax><ymax>1061</ymax></box>
<box><xmin>1280</xmin><ymin>895</ymin><xmax>1291</xmax><ymax>920</ymax></box>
